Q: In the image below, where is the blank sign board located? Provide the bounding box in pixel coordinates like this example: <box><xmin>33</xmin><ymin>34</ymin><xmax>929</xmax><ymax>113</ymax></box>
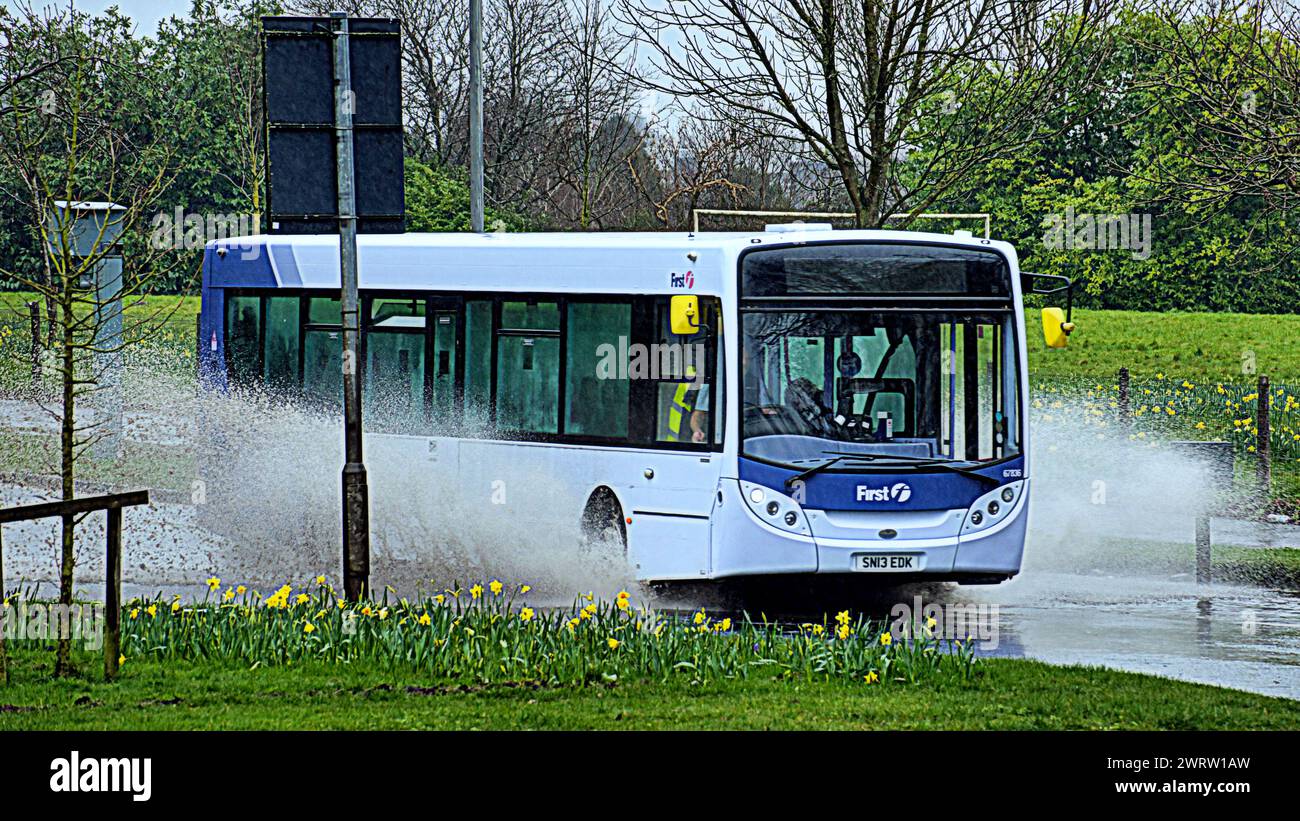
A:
<box><xmin>262</xmin><ymin>16</ymin><xmax>405</xmax><ymax>234</ymax></box>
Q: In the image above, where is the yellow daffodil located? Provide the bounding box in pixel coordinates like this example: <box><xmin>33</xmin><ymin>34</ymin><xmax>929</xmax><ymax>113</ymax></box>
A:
<box><xmin>303</xmin><ymin>622</ymin><xmax>316</xmax><ymax>634</ymax></box>
<box><xmin>520</xmin><ymin>607</ymin><xmax>535</xmax><ymax>622</ymax></box>
<box><xmin>418</xmin><ymin>613</ymin><xmax>432</xmax><ymax>626</ymax></box>
<box><xmin>864</xmin><ymin>671</ymin><xmax>879</xmax><ymax>684</ymax></box>
<box><xmin>470</xmin><ymin>584</ymin><xmax>483</xmax><ymax>600</ymax></box>
<box><xmin>520</xmin><ymin>585</ymin><xmax>531</xmax><ymax>594</ymax></box>
<box><xmin>880</xmin><ymin>631</ymin><xmax>892</xmax><ymax>647</ymax></box>
<box><xmin>316</xmin><ymin>575</ymin><xmax>326</xmax><ymax>586</ymax></box>
<box><xmin>206</xmin><ymin>577</ymin><xmax>221</xmax><ymax>591</ymax></box>
<box><xmin>489</xmin><ymin>579</ymin><xmax>503</xmax><ymax>596</ymax></box>
<box><xmin>607</xmin><ymin>638</ymin><xmax>620</xmax><ymax>650</ymax></box>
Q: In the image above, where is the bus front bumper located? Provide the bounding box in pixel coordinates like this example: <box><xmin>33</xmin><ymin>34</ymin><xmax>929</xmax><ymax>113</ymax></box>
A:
<box><xmin>710</xmin><ymin>479</ymin><xmax>1028</xmax><ymax>582</ymax></box>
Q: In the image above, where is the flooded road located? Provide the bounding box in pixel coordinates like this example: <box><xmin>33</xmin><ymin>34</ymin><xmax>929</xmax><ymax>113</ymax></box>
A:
<box><xmin>956</xmin><ymin>570</ymin><xmax>1300</xmax><ymax>700</ymax></box>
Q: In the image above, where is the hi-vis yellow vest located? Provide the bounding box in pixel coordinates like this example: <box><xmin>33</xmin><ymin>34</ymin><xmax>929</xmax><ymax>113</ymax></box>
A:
<box><xmin>664</xmin><ymin>365</ymin><xmax>699</xmax><ymax>442</ymax></box>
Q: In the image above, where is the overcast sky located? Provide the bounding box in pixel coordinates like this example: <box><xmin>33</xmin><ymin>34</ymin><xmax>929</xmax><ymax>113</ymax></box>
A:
<box><xmin>4</xmin><ymin>0</ymin><xmax>194</xmax><ymax>33</ymax></box>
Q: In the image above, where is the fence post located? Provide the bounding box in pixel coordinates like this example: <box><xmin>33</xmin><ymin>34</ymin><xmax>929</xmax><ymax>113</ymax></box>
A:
<box><xmin>1171</xmin><ymin>441</ymin><xmax>1234</xmax><ymax>585</ymax></box>
<box><xmin>1117</xmin><ymin>367</ymin><xmax>1130</xmax><ymax>425</ymax></box>
<box><xmin>28</xmin><ymin>301</ymin><xmax>41</xmax><ymax>393</ymax></box>
<box><xmin>0</xmin><ymin>525</ymin><xmax>8</xmax><ymax>685</ymax></box>
<box><xmin>1195</xmin><ymin>511</ymin><xmax>1212</xmax><ymax>584</ymax></box>
<box><xmin>104</xmin><ymin>507</ymin><xmax>122</xmax><ymax>681</ymax></box>
<box><xmin>1256</xmin><ymin>374</ymin><xmax>1271</xmax><ymax>493</ymax></box>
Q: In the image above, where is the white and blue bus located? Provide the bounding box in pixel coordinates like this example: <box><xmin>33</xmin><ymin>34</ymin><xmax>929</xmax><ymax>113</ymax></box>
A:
<box><xmin>198</xmin><ymin>224</ymin><xmax>1071</xmax><ymax>585</ymax></box>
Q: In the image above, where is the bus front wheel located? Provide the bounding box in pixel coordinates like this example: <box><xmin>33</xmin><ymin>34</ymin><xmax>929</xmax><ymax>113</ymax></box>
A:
<box><xmin>580</xmin><ymin>489</ymin><xmax>627</xmax><ymax>557</ymax></box>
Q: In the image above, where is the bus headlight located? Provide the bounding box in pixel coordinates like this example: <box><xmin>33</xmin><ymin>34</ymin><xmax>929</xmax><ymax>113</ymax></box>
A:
<box><xmin>739</xmin><ymin>481</ymin><xmax>810</xmax><ymax>536</ymax></box>
<box><xmin>961</xmin><ymin>480</ymin><xmax>1024</xmax><ymax>536</ymax></box>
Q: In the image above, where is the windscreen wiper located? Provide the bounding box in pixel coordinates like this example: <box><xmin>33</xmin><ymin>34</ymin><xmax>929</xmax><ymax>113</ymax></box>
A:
<box><xmin>783</xmin><ymin>454</ymin><xmax>882</xmax><ymax>489</ymax></box>
<box><xmin>803</xmin><ymin>451</ymin><xmax>1004</xmax><ymax>488</ymax></box>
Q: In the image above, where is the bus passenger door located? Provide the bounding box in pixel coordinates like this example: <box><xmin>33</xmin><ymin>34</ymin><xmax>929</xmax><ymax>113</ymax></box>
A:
<box><xmin>429</xmin><ymin>306</ymin><xmax>459</xmax><ymax>424</ymax></box>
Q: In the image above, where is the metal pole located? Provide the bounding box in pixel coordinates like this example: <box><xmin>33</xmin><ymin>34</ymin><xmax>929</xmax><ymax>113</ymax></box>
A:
<box><xmin>469</xmin><ymin>0</ymin><xmax>485</xmax><ymax>233</ymax></box>
<box><xmin>104</xmin><ymin>506</ymin><xmax>122</xmax><ymax>680</ymax></box>
<box><xmin>333</xmin><ymin>11</ymin><xmax>371</xmax><ymax>601</ymax></box>
<box><xmin>0</xmin><ymin>525</ymin><xmax>8</xmax><ymax>685</ymax></box>
<box><xmin>1256</xmin><ymin>374</ymin><xmax>1271</xmax><ymax>492</ymax></box>
<box><xmin>93</xmin><ymin>255</ymin><xmax>124</xmax><ymax>460</ymax></box>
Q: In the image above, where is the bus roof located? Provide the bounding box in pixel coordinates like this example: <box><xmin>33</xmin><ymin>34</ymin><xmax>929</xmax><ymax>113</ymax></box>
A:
<box><xmin>203</xmin><ymin>229</ymin><xmax>1018</xmax><ymax>293</ymax></box>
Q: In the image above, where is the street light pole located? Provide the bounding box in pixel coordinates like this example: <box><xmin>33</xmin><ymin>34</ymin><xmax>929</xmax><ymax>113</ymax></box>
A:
<box><xmin>332</xmin><ymin>10</ymin><xmax>370</xmax><ymax>601</ymax></box>
<box><xmin>469</xmin><ymin>0</ymin><xmax>484</xmax><ymax>233</ymax></box>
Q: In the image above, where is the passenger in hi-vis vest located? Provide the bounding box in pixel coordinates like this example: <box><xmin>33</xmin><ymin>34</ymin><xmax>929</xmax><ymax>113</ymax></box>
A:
<box><xmin>689</xmin><ymin>344</ymin><xmax>774</xmax><ymax>442</ymax></box>
<box><xmin>664</xmin><ymin>365</ymin><xmax>700</xmax><ymax>442</ymax></box>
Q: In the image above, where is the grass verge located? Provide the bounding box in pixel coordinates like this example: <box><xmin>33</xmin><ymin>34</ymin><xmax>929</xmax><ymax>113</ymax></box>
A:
<box><xmin>1</xmin><ymin>649</ymin><xmax>1296</xmax><ymax>730</ymax></box>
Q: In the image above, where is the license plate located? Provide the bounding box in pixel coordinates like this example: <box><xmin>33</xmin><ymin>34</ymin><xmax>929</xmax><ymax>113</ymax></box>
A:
<box><xmin>853</xmin><ymin>553</ymin><xmax>921</xmax><ymax>572</ymax></box>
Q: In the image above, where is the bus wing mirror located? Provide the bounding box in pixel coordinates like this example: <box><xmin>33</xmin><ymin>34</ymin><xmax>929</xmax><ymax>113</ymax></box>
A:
<box><xmin>1023</xmin><ymin>272</ymin><xmax>1076</xmax><ymax>349</ymax></box>
<box><xmin>670</xmin><ymin>295</ymin><xmax>700</xmax><ymax>335</ymax></box>
<box><xmin>1042</xmin><ymin>307</ymin><xmax>1075</xmax><ymax>348</ymax></box>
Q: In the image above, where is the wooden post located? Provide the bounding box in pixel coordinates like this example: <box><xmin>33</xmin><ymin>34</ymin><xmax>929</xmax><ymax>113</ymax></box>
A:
<box><xmin>1256</xmin><ymin>374</ymin><xmax>1271</xmax><ymax>493</ymax></box>
<box><xmin>104</xmin><ymin>507</ymin><xmax>122</xmax><ymax>681</ymax></box>
<box><xmin>0</xmin><ymin>525</ymin><xmax>8</xmax><ymax>686</ymax></box>
<box><xmin>1117</xmin><ymin>367</ymin><xmax>1130</xmax><ymax>425</ymax></box>
<box><xmin>28</xmin><ymin>301</ymin><xmax>41</xmax><ymax>393</ymax></box>
<box><xmin>1195</xmin><ymin>512</ymin><xmax>1212</xmax><ymax>584</ymax></box>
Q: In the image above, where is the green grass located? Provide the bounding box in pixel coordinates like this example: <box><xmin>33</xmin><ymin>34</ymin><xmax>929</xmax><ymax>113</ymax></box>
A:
<box><xmin>1025</xmin><ymin>308</ymin><xmax>1300</xmax><ymax>384</ymax></box>
<box><xmin>1</xmin><ymin>649</ymin><xmax>1296</xmax><ymax>729</ymax></box>
<box><xmin>1088</xmin><ymin>540</ymin><xmax>1300</xmax><ymax>588</ymax></box>
<box><xmin>0</xmin><ymin>430</ymin><xmax>195</xmax><ymax>491</ymax></box>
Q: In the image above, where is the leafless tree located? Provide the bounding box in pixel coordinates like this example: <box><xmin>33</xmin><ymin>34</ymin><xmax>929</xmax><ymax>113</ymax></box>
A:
<box><xmin>538</xmin><ymin>0</ymin><xmax>647</xmax><ymax>228</ymax></box>
<box><xmin>618</xmin><ymin>0</ymin><xmax>1120</xmax><ymax>227</ymax></box>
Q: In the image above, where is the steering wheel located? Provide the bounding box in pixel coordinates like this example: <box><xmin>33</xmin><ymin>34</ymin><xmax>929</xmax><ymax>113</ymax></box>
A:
<box><xmin>743</xmin><ymin>403</ymin><xmax>806</xmax><ymax>435</ymax></box>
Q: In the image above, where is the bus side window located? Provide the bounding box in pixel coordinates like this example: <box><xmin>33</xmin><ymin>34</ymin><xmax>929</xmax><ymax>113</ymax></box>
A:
<box><xmin>225</xmin><ymin>295</ymin><xmax>261</xmax><ymax>387</ymax></box>
<box><xmin>263</xmin><ymin>296</ymin><xmax>300</xmax><ymax>396</ymax></box>
<box><xmin>565</xmin><ymin>301</ymin><xmax>631</xmax><ymax>439</ymax></box>
<box><xmin>495</xmin><ymin>301</ymin><xmax>559</xmax><ymax>433</ymax></box>
<box><xmin>365</xmin><ymin>298</ymin><xmax>427</xmax><ymax>432</ymax></box>
<box><xmin>464</xmin><ymin>300</ymin><xmax>492</xmax><ymax>433</ymax></box>
<box><xmin>648</xmin><ymin>296</ymin><xmax>717</xmax><ymax>445</ymax></box>
<box><xmin>303</xmin><ymin>297</ymin><xmax>342</xmax><ymax>406</ymax></box>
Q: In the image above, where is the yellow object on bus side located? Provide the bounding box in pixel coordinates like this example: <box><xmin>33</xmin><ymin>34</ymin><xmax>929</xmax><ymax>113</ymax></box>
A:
<box><xmin>1042</xmin><ymin>307</ymin><xmax>1075</xmax><ymax>348</ymax></box>
<box><xmin>670</xmin><ymin>294</ymin><xmax>700</xmax><ymax>335</ymax></box>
